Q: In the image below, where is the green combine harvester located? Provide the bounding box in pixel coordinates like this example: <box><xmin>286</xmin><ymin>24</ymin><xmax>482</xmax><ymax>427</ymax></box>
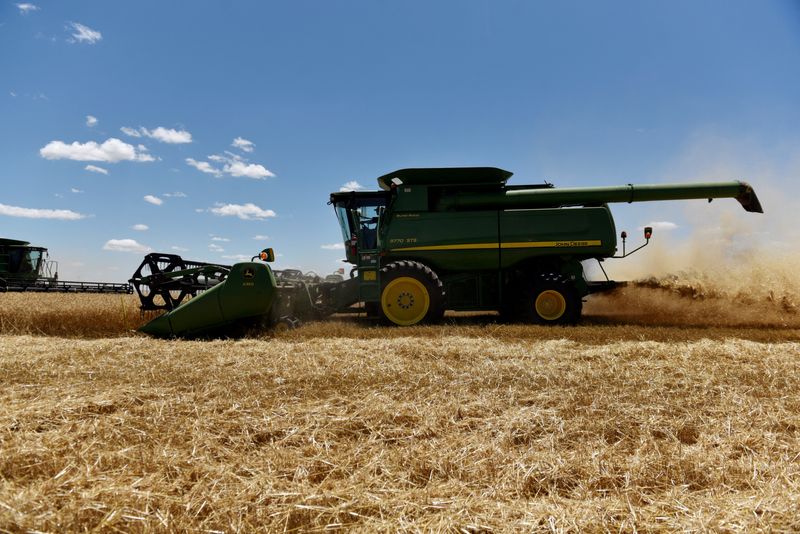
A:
<box><xmin>1</xmin><ymin>238</ymin><xmax>131</xmax><ymax>293</ymax></box>
<box><xmin>130</xmin><ymin>167</ymin><xmax>763</xmax><ymax>337</ymax></box>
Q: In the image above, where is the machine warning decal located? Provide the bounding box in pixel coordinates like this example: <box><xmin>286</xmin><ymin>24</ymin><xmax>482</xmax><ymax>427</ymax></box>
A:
<box><xmin>362</xmin><ymin>270</ymin><xmax>377</xmax><ymax>281</ymax></box>
<box><xmin>501</xmin><ymin>240</ymin><xmax>602</xmax><ymax>249</ymax></box>
<box><xmin>389</xmin><ymin>237</ymin><xmax>418</xmax><ymax>245</ymax></box>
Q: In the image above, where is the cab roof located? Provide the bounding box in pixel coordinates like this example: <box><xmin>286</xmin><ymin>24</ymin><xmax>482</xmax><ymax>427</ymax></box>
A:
<box><xmin>376</xmin><ymin>167</ymin><xmax>513</xmax><ymax>191</ymax></box>
<box><xmin>329</xmin><ymin>190</ymin><xmax>390</xmax><ymax>208</ymax></box>
<box><xmin>0</xmin><ymin>238</ymin><xmax>31</xmax><ymax>247</ymax></box>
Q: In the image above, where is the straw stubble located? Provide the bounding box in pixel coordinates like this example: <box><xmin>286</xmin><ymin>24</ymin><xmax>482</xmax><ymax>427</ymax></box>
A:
<box><xmin>1</xmin><ymin>333</ymin><xmax>799</xmax><ymax>531</ymax></box>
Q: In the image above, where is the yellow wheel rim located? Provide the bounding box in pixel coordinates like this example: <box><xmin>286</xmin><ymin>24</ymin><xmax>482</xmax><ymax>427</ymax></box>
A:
<box><xmin>535</xmin><ymin>290</ymin><xmax>567</xmax><ymax>321</ymax></box>
<box><xmin>381</xmin><ymin>277</ymin><xmax>430</xmax><ymax>326</ymax></box>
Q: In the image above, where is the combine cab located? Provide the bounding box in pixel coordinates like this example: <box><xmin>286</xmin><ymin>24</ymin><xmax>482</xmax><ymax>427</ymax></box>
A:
<box><xmin>0</xmin><ymin>238</ymin><xmax>131</xmax><ymax>293</ymax></box>
<box><xmin>133</xmin><ymin>167</ymin><xmax>763</xmax><ymax>337</ymax></box>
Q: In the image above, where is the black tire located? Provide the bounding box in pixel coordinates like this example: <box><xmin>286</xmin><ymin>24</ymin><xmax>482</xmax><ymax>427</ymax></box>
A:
<box><xmin>274</xmin><ymin>315</ymin><xmax>301</xmax><ymax>331</ymax></box>
<box><xmin>379</xmin><ymin>261</ymin><xmax>445</xmax><ymax>326</ymax></box>
<box><xmin>521</xmin><ymin>273</ymin><xmax>582</xmax><ymax>325</ymax></box>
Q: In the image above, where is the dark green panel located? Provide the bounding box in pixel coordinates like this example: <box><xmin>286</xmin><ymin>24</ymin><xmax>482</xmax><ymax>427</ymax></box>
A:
<box><xmin>384</xmin><ymin>211</ymin><xmax>499</xmax><ymax>272</ymax></box>
<box><xmin>442</xmin><ymin>272</ymin><xmax>500</xmax><ymax>310</ymax></box>
<box><xmin>499</xmin><ymin>207</ymin><xmax>617</xmax><ymax>269</ymax></box>
<box><xmin>392</xmin><ymin>186</ymin><xmax>429</xmax><ymax>211</ymax></box>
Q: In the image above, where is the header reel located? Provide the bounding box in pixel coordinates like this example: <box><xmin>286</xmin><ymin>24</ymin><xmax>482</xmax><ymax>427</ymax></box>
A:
<box><xmin>129</xmin><ymin>253</ymin><xmax>230</xmax><ymax>311</ymax></box>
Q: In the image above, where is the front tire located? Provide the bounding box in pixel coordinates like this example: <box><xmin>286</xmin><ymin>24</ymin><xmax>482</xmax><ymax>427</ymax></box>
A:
<box><xmin>379</xmin><ymin>261</ymin><xmax>445</xmax><ymax>326</ymax></box>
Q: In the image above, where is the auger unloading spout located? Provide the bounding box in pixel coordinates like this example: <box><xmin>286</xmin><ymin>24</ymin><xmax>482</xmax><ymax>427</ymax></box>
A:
<box><xmin>435</xmin><ymin>180</ymin><xmax>764</xmax><ymax>213</ymax></box>
<box><xmin>131</xmin><ymin>167</ymin><xmax>763</xmax><ymax>337</ymax></box>
<box><xmin>735</xmin><ymin>181</ymin><xmax>763</xmax><ymax>213</ymax></box>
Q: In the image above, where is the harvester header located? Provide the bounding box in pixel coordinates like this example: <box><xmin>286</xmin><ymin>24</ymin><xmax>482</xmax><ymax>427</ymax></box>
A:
<box><xmin>132</xmin><ymin>166</ymin><xmax>763</xmax><ymax>337</ymax></box>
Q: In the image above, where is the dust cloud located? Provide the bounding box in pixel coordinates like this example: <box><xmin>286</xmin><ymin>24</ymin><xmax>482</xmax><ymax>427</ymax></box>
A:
<box><xmin>585</xmin><ymin>202</ymin><xmax>800</xmax><ymax>328</ymax></box>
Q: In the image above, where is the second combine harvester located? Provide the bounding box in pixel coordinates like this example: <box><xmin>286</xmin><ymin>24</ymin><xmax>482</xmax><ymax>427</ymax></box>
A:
<box><xmin>131</xmin><ymin>167</ymin><xmax>762</xmax><ymax>337</ymax></box>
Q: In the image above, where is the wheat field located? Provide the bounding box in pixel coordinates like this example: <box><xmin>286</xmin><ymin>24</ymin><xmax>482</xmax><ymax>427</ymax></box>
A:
<box><xmin>1</xmin><ymin>279</ymin><xmax>799</xmax><ymax>531</ymax></box>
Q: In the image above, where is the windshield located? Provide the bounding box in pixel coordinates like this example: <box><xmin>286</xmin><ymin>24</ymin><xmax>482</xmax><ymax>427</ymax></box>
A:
<box><xmin>335</xmin><ymin>205</ymin><xmax>352</xmax><ymax>244</ymax></box>
<box><xmin>330</xmin><ymin>192</ymin><xmax>389</xmax><ymax>258</ymax></box>
<box><xmin>8</xmin><ymin>248</ymin><xmax>41</xmax><ymax>274</ymax></box>
<box><xmin>27</xmin><ymin>250</ymin><xmax>42</xmax><ymax>274</ymax></box>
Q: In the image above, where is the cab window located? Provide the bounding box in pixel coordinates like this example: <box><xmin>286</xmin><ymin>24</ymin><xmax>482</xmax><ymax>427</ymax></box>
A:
<box><xmin>355</xmin><ymin>205</ymin><xmax>381</xmax><ymax>250</ymax></box>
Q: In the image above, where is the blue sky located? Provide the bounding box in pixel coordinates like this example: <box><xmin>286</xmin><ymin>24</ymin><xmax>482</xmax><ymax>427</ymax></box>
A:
<box><xmin>1</xmin><ymin>1</ymin><xmax>798</xmax><ymax>281</ymax></box>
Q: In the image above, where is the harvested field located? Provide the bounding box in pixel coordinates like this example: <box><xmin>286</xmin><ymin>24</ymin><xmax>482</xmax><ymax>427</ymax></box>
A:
<box><xmin>1</xmin><ymin>277</ymin><xmax>799</xmax><ymax>531</ymax></box>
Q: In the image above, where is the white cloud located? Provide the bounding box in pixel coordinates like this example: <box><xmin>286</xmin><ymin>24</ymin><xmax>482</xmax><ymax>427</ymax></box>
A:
<box><xmin>67</xmin><ymin>22</ymin><xmax>102</xmax><ymax>45</ymax></box>
<box><xmin>224</xmin><ymin>160</ymin><xmax>274</xmax><ymax>180</ymax></box>
<box><xmin>642</xmin><ymin>221</ymin><xmax>678</xmax><ymax>231</ymax></box>
<box><xmin>340</xmin><ymin>180</ymin><xmax>365</xmax><ymax>192</ymax></box>
<box><xmin>163</xmin><ymin>191</ymin><xmax>187</xmax><ymax>198</ymax></box>
<box><xmin>210</xmin><ymin>203</ymin><xmax>276</xmax><ymax>220</ymax></box>
<box><xmin>70</xmin><ymin>187</ymin><xmax>83</xmax><ymax>193</ymax></box>
<box><xmin>321</xmin><ymin>243</ymin><xmax>345</xmax><ymax>250</ymax></box>
<box><xmin>210</xmin><ymin>236</ymin><xmax>230</xmax><ymax>242</ymax></box>
<box><xmin>16</xmin><ymin>3</ymin><xmax>39</xmax><ymax>14</ymax></box>
<box><xmin>10</xmin><ymin>91</ymin><xmax>17</xmax><ymax>97</ymax></box>
<box><xmin>120</xmin><ymin>126</ymin><xmax>141</xmax><ymax>138</ymax></box>
<box><xmin>132</xmin><ymin>224</ymin><xmax>149</xmax><ymax>231</ymax></box>
<box><xmin>40</xmin><ymin>138</ymin><xmax>153</xmax><ymax>163</ymax></box>
<box><xmin>121</xmin><ymin>126</ymin><xmax>192</xmax><ymax>144</ymax></box>
<box><xmin>208</xmin><ymin>243</ymin><xmax>224</xmax><ymax>252</ymax></box>
<box><xmin>232</xmin><ymin>137</ymin><xmax>255</xmax><ymax>153</ymax></box>
<box><xmin>186</xmin><ymin>158</ymin><xmax>221</xmax><ymax>177</ymax></box>
<box><xmin>191</xmin><ymin>152</ymin><xmax>274</xmax><ymax>180</ymax></box>
<box><xmin>143</xmin><ymin>195</ymin><xmax>163</xmax><ymax>206</ymax></box>
<box><xmin>253</xmin><ymin>235</ymin><xmax>269</xmax><ymax>240</ymax></box>
<box><xmin>85</xmin><ymin>115</ymin><xmax>98</xmax><ymax>127</ymax></box>
<box><xmin>0</xmin><ymin>203</ymin><xmax>86</xmax><ymax>220</ymax></box>
<box><xmin>171</xmin><ymin>245</ymin><xmax>189</xmax><ymax>252</ymax></box>
<box><xmin>84</xmin><ymin>164</ymin><xmax>108</xmax><ymax>175</ymax></box>
<box><xmin>103</xmin><ymin>239</ymin><xmax>150</xmax><ymax>253</ymax></box>
<box><xmin>144</xmin><ymin>127</ymin><xmax>192</xmax><ymax>144</ymax></box>
<box><xmin>135</xmin><ymin>144</ymin><xmax>157</xmax><ymax>161</ymax></box>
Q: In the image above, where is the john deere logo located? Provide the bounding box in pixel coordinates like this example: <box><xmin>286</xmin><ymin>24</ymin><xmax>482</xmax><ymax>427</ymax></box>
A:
<box><xmin>243</xmin><ymin>268</ymin><xmax>255</xmax><ymax>279</ymax></box>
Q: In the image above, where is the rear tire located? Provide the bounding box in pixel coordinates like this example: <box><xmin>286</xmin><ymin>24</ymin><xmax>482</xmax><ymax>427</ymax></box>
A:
<box><xmin>521</xmin><ymin>273</ymin><xmax>581</xmax><ymax>325</ymax></box>
<box><xmin>379</xmin><ymin>261</ymin><xmax>445</xmax><ymax>326</ymax></box>
<box><xmin>274</xmin><ymin>315</ymin><xmax>301</xmax><ymax>332</ymax></box>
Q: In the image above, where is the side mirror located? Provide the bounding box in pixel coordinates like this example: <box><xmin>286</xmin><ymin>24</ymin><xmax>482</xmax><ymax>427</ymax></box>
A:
<box><xmin>259</xmin><ymin>248</ymin><xmax>275</xmax><ymax>262</ymax></box>
<box><xmin>614</xmin><ymin>228</ymin><xmax>652</xmax><ymax>259</ymax></box>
